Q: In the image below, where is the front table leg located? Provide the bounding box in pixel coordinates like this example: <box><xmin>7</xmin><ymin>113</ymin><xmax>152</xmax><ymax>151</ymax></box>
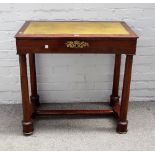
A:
<box><xmin>117</xmin><ymin>55</ymin><xmax>133</xmax><ymax>133</ymax></box>
<box><xmin>19</xmin><ymin>54</ymin><xmax>33</xmax><ymax>135</ymax></box>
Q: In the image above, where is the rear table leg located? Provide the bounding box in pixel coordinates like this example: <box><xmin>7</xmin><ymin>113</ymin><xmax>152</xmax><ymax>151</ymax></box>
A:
<box><xmin>29</xmin><ymin>54</ymin><xmax>40</xmax><ymax>115</ymax></box>
<box><xmin>110</xmin><ymin>54</ymin><xmax>121</xmax><ymax>107</ymax></box>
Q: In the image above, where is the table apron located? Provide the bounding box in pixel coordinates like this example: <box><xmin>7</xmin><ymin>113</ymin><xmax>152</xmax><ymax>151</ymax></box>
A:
<box><xmin>16</xmin><ymin>39</ymin><xmax>137</xmax><ymax>54</ymax></box>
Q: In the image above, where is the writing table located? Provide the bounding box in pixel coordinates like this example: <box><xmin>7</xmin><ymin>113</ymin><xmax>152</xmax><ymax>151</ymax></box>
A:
<box><xmin>15</xmin><ymin>21</ymin><xmax>138</xmax><ymax>135</ymax></box>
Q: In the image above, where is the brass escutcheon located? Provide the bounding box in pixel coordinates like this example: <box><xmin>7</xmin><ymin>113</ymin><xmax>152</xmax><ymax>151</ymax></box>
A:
<box><xmin>65</xmin><ymin>41</ymin><xmax>89</xmax><ymax>48</ymax></box>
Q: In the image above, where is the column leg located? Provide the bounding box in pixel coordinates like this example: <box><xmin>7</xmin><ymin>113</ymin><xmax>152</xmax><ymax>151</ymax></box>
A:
<box><xmin>19</xmin><ymin>54</ymin><xmax>33</xmax><ymax>135</ymax></box>
<box><xmin>29</xmin><ymin>54</ymin><xmax>40</xmax><ymax>114</ymax></box>
<box><xmin>110</xmin><ymin>54</ymin><xmax>121</xmax><ymax>107</ymax></box>
<box><xmin>117</xmin><ymin>55</ymin><xmax>133</xmax><ymax>133</ymax></box>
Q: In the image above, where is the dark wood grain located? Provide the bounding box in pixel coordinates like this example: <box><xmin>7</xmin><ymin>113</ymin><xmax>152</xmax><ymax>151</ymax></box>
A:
<box><xmin>16</xmin><ymin>38</ymin><xmax>137</xmax><ymax>55</ymax></box>
<box><xmin>29</xmin><ymin>54</ymin><xmax>40</xmax><ymax>114</ymax></box>
<box><xmin>113</xmin><ymin>103</ymin><xmax>121</xmax><ymax>119</ymax></box>
<box><xmin>19</xmin><ymin>54</ymin><xmax>33</xmax><ymax>135</ymax></box>
<box><xmin>36</xmin><ymin>109</ymin><xmax>114</xmax><ymax>116</ymax></box>
<box><xmin>15</xmin><ymin>21</ymin><xmax>138</xmax><ymax>135</ymax></box>
<box><xmin>117</xmin><ymin>55</ymin><xmax>133</xmax><ymax>134</ymax></box>
<box><xmin>110</xmin><ymin>54</ymin><xmax>121</xmax><ymax>107</ymax></box>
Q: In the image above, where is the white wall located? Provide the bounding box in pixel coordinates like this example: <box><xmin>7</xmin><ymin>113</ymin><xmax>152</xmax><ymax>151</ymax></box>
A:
<box><xmin>0</xmin><ymin>3</ymin><xmax>155</xmax><ymax>104</ymax></box>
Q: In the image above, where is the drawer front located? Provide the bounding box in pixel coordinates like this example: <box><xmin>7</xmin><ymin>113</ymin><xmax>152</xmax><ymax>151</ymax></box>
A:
<box><xmin>16</xmin><ymin>39</ymin><xmax>137</xmax><ymax>54</ymax></box>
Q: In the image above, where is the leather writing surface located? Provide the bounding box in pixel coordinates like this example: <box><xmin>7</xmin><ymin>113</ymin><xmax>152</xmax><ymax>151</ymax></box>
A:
<box><xmin>23</xmin><ymin>22</ymin><xmax>129</xmax><ymax>35</ymax></box>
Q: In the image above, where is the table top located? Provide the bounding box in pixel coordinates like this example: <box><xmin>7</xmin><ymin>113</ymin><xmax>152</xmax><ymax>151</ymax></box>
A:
<box><xmin>15</xmin><ymin>21</ymin><xmax>138</xmax><ymax>38</ymax></box>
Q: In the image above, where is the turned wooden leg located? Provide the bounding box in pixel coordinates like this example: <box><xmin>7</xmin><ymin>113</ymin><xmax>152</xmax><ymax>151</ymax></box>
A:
<box><xmin>29</xmin><ymin>54</ymin><xmax>40</xmax><ymax>114</ymax></box>
<box><xmin>117</xmin><ymin>55</ymin><xmax>133</xmax><ymax>134</ymax></box>
<box><xmin>19</xmin><ymin>54</ymin><xmax>33</xmax><ymax>135</ymax></box>
<box><xmin>110</xmin><ymin>54</ymin><xmax>121</xmax><ymax>107</ymax></box>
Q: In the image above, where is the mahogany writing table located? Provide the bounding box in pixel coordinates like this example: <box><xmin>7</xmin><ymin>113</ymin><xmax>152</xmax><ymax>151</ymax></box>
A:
<box><xmin>15</xmin><ymin>21</ymin><xmax>138</xmax><ymax>135</ymax></box>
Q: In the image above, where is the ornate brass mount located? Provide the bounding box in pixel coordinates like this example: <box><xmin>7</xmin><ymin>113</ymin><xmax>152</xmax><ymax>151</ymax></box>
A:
<box><xmin>65</xmin><ymin>41</ymin><xmax>89</xmax><ymax>48</ymax></box>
